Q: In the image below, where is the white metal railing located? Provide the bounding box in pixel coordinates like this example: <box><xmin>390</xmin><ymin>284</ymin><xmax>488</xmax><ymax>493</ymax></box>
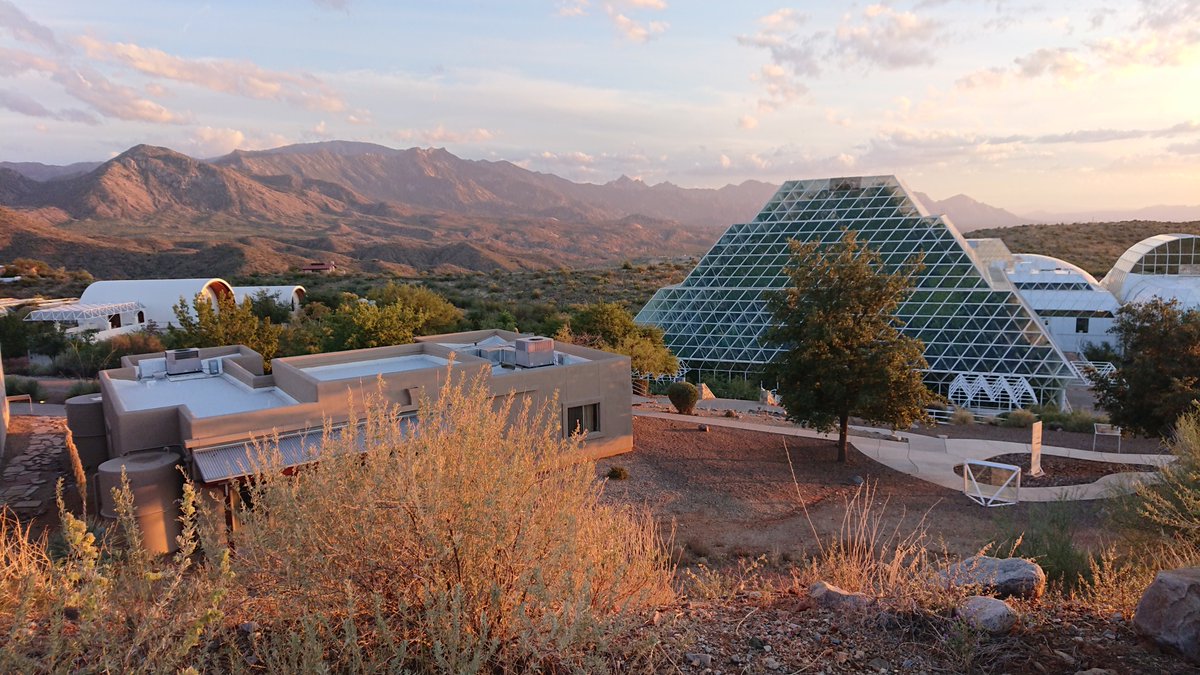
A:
<box><xmin>1070</xmin><ymin>360</ymin><xmax>1116</xmax><ymax>380</ymax></box>
<box><xmin>947</xmin><ymin>373</ymin><xmax>1037</xmax><ymax>409</ymax></box>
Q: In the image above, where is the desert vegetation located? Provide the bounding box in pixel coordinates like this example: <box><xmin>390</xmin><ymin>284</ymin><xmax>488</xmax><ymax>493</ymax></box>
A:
<box><xmin>0</xmin><ymin>375</ymin><xmax>673</xmax><ymax>672</ymax></box>
<box><xmin>973</xmin><ymin>220</ymin><xmax>1200</xmax><ymax>278</ymax></box>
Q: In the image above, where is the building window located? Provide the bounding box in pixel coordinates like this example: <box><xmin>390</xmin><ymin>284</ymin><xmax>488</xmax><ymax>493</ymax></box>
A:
<box><xmin>566</xmin><ymin>403</ymin><xmax>600</xmax><ymax>436</ymax></box>
<box><xmin>1075</xmin><ymin>317</ymin><xmax>1089</xmax><ymax>334</ymax></box>
<box><xmin>136</xmin><ymin>310</ymin><xmax>145</xmax><ymax>323</ymax></box>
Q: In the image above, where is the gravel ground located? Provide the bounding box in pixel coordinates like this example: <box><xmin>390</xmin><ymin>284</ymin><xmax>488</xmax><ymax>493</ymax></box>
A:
<box><xmin>953</xmin><ymin>454</ymin><xmax>1157</xmax><ymax>488</ymax></box>
<box><xmin>599</xmin><ymin>417</ymin><xmax>1109</xmax><ymax>560</ymax></box>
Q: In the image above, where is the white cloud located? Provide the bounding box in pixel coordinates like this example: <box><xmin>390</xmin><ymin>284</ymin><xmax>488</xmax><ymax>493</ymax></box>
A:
<box><xmin>0</xmin><ymin>0</ymin><xmax>61</xmax><ymax>51</ymax></box>
<box><xmin>0</xmin><ymin>88</ymin><xmax>98</xmax><ymax>124</ymax></box>
<box><xmin>834</xmin><ymin>4</ymin><xmax>941</xmax><ymax>69</ymax></box>
<box><xmin>718</xmin><ymin>153</ymin><xmax>731</xmax><ymax>168</ymax></box>
<box><xmin>738</xmin><ymin>114</ymin><xmax>759</xmax><ymax>130</ymax></box>
<box><xmin>603</xmin><ymin>4</ymin><xmax>668</xmax><ymax>42</ymax></box>
<box><xmin>76</xmin><ymin>35</ymin><xmax>347</xmax><ymax>112</ymax></box>
<box><xmin>392</xmin><ymin>124</ymin><xmax>495</xmax><ymax>144</ymax></box>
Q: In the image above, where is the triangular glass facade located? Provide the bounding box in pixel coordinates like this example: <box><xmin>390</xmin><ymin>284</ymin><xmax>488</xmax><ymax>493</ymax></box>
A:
<box><xmin>636</xmin><ymin>176</ymin><xmax>1072</xmax><ymax>408</ymax></box>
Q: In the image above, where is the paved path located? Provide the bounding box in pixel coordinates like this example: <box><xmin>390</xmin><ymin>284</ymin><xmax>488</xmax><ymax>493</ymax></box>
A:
<box><xmin>10</xmin><ymin>402</ymin><xmax>67</xmax><ymax>417</ymax></box>
<box><xmin>634</xmin><ymin>409</ymin><xmax>1170</xmax><ymax>502</ymax></box>
<box><xmin>0</xmin><ymin>416</ymin><xmax>67</xmax><ymax>520</ymax></box>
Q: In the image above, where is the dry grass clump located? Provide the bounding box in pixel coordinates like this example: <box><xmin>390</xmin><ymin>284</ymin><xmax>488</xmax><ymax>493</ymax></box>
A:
<box><xmin>0</xmin><ymin>373</ymin><xmax>671</xmax><ymax>672</ymax></box>
<box><xmin>231</xmin><ymin>373</ymin><xmax>673</xmax><ymax>672</ymax></box>
<box><xmin>949</xmin><ymin>408</ymin><xmax>974</xmax><ymax>425</ymax></box>
<box><xmin>790</xmin><ymin>483</ymin><xmax>960</xmax><ymax>612</ymax></box>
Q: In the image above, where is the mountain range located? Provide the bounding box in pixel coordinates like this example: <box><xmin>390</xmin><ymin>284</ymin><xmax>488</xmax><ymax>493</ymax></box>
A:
<box><xmin>2</xmin><ymin>141</ymin><xmax>1189</xmax><ymax>279</ymax></box>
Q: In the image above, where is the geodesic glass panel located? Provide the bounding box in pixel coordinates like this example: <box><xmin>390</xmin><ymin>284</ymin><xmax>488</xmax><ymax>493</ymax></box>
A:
<box><xmin>635</xmin><ymin>176</ymin><xmax>1072</xmax><ymax>407</ymax></box>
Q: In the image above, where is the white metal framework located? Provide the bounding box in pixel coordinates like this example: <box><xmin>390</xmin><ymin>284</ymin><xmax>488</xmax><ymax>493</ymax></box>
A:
<box><xmin>635</xmin><ymin>175</ymin><xmax>1073</xmax><ymax>408</ymax></box>
<box><xmin>25</xmin><ymin>302</ymin><xmax>144</xmax><ymax>322</ymax></box>
<box><xmin>1102</xmin><ymin>234</ymin><xmax>1200</xmax><ymax>308</ymax></box>
<box><xmin>963</xmin><ymin>460</ymin><xmax>1021</xmax><ymax>507</ymax></box>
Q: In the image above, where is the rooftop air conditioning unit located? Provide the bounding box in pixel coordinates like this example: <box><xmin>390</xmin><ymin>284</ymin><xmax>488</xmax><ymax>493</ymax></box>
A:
<box><xmin>165</xmin><ymin>348</ymin><xmax>202</xmax><ymax>376</ymax></box>
<box><xmin>514</xmin><ymin>336</ymin><xmax>555</xmax><ymax>368</ymax></box>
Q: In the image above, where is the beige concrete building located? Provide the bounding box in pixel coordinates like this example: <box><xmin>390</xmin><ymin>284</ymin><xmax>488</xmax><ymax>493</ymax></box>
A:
<box><xmin>91</xmin><ymin>330</ymin><xmax>632</xmax><ymax>491</ymax></box>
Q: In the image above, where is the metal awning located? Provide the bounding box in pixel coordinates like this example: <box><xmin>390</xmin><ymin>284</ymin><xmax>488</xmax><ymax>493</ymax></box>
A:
<box><xmin>25</xmin><ymin>301</ymin><xmax>144</xmax><ymax>322</ymax></box>
<box><xmin>191</xmin><ymin>416</ymin><xmax>418</xmax><ymax>484</ymax></box>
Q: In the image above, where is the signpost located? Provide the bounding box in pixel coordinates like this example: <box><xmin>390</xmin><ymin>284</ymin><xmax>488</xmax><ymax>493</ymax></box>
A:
<box><xmin>1029</xmin><ymin>420</ymin><xmax>1044</xmax><ymax>477</ymax></box>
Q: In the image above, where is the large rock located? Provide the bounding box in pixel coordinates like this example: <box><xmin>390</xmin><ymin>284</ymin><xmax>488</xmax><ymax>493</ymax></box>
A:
<box><xmin>957</xmin><ymin>595</ymin><xmax>1017</xmax><ymax>634</ymax></box>
<box><xmin>1133</xmin><ymin>567</ymin><xmax>1200</xmax><ymax>663</ymax></box>
<box><xmin>809</xmin><ymin>580</ymin><xmax>873</xmax><ymax>610</ymax></box>
<box><xmin>940</xmin><ymin>556</ymin><xmax>1046</xmax><ymax>599</ymax></box>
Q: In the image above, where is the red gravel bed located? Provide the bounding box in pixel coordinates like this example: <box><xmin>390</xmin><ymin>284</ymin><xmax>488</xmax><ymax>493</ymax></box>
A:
<box><xmin>953</xmin><ymin>453</ymin><xmax>1157</xmax><ymax>487</ymax></box>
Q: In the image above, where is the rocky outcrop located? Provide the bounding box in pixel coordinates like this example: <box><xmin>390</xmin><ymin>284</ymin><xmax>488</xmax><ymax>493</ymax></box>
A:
<box><xmin>957</xmin><ymin>595</ymin><xmax>1017</xmax><ymax>634</ymax></box>
<box><xmin>940</xmin><ymin>555</ymin><xmax>1046</xmax><ymax>599</ymax></box>
<box><xmin>1133</xmin><ymin>567</ymin><xmax>1200</xmax><ymax>663</ymax></box>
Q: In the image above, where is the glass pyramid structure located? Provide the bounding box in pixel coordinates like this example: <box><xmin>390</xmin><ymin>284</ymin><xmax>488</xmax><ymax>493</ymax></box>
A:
<box><xmin>635</xmin><ymin>176</ymin><xmax>1073</xmax><ymax>409</ymax></box>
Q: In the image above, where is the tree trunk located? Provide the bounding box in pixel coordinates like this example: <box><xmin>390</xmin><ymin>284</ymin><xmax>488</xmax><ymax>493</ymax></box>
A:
<box><xmin>837</xmin><ymin>413</ymin><xmax>850</xmax><ymax>463</ymax></box>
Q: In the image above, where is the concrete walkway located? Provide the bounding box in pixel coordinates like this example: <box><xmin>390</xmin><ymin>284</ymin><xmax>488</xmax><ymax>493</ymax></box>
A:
<box><xmin>634</xmin><ymin>408</ymin><xmax>1171</xmax><ymax>502</ymax></box>
<box><xmin>9</xmin><ymin>402</ymin><xmax>67</xmax><ymax>417</ymax></box>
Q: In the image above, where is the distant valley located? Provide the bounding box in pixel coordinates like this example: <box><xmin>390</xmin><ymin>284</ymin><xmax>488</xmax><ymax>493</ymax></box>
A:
<box><xmin>2</xmin><ymin>142</ymin><xmax>1197</xmax><ymax>280</ymax></box>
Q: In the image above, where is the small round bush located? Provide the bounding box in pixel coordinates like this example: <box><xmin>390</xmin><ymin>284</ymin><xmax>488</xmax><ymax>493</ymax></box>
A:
<box><xmin>949</xmin><ymin>408</ymin><xmax>975</xmax><ymax>425</ymax></box>
<box><xmin>667</xmin><ymin>381</ymin><xmax>700</xmax><ymax>415</ymax></box>
<box><xmin>1003</xmin><ymin>409</ymin><xmax>1038</xmax><ymax>428</ymax></box>
<box><xmin>606</xmin><ymin>466</ymin><xmax>629</xmax><ymax>480</ymax></box>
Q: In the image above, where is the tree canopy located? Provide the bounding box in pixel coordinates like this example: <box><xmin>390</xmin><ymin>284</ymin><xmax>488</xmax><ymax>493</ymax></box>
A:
<box><xmin>556</xmin><ymin>302</ymin><xmax>678</xmax><ymax>378</ymax></box>
<box><xmin>1091</xmin><ymin>298</ymin><xmax>1200</xmax><ymax>437</ymax></box>
<box><xmin>167</xmin><ymin>294</ymin><xmax>283</xmax><ymax>364</ymax></box>
<box><xmin>367</xmin><ymin>282</ymin><xmax>463</xmax><ymax>335</ymax></box>
<box><xmin>764</xmin><ymin>231</ymin><xmax>936</xmax><ymax>462</ymax></box>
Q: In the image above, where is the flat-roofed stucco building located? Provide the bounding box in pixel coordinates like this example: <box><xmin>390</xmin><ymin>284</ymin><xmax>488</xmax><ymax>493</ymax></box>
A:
<box><xmin>92</xmin><ymin>329</ymin><xmax>632</xmax><ymax>490</ymax></box>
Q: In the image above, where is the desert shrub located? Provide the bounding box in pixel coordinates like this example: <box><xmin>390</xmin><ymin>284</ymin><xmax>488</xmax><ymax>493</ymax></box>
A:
<box><xmin>699</xmin><ymin>374</ymin><xmax>761</xmax><ymax>401</ymax></box>
<box><xmin>66</xmin><ymin>379</ymin><xmax>101</xmax><ymax>398</ymax></box>
<box><xmin>1</xmin><ymin>480</ymin><xmax>234</xmax><ymax>672</ymax></box>
<box><xmin>4</xmin><ymin>375</ymin><xmax>43</xmax><ymax>399</ymax></box>
<box><xmin>667</xmin><ymin>381</ymin><xmax>700</xmax><ymax>414</ymax></box>
<box><xmin>1032</xmin><ymin>405</ymin><xmax>1106</xmax><ymax>433</ymax></box>
<box><xmin>231</xmin><ymin>375</ymin><xmax>672</xmax><ymax>671</ymax></box>
<box><xmin>1001</xmin><ymin>409</ymin><xmax>1038</xmax><ymax>428</ymax></box>
<box><xmin>949</xmin><ymin>408</ymin><xmax>974</xmax><ymax>425</ymax></box>
<box><xmin>1130</xmin><ymin>407</ymin><xmax>1200</xmax><ymax>547</ymax></box>
<box><xmin>607</xmin><ymin>465</ymin><xmax>630</xmax><ymax>480</ymax></box>
<box><xmin>994</xmin><ymin>501</ymin><xmax>1091</xmax><ymax>590</ymax></box>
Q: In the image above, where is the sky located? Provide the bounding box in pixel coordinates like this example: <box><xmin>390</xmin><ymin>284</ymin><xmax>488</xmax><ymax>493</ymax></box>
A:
<box><xmin>0</xmin><ymin>0</ymin><xmax>1198</xmax><ymax>213</ymax></box>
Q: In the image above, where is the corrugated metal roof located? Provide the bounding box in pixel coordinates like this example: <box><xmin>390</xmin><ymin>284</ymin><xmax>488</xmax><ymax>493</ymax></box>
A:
<box><xmin>191</xmin><ymin>416</ymin><xmax>417</xmax><ymax>483</ymax></box>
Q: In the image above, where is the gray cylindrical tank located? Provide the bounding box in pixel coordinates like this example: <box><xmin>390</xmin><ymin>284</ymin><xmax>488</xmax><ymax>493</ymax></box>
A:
<box><xmin>97</xmin><ymin>450</ymin><xmax>183</xmax><ymax>555</ymax></box>
<box><xmin>65</xmin><ymin>394</ymin><xmax>109</xmax><ymax>471</ymax></box>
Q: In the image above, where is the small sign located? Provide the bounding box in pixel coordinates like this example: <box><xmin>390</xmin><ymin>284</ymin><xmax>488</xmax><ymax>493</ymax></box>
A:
<box><xmin>1029</xmin><ymin>420</ymin><xmax>1044</xmax><ymax>477</ymax></box>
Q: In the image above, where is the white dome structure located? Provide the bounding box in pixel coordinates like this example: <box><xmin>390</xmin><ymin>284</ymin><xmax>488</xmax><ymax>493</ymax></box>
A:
<box><xmin>1102</xmin><ymin>234</ymin><xmax>1200</xmax><ymax>308</ymax></box>
<box><xmin>987</xmin><ymin>251</ymin><xmax>1120</xmax><ymax>354</ymax></box>
<box><xmin>232</xmin><ymin>285</ymin><xmax>306</xmax><ymax>313</ymax></box>
<box><xmin>79</xmin><ymin>278</ymin><xmax>235</xmax><ymax>327</ymax></box>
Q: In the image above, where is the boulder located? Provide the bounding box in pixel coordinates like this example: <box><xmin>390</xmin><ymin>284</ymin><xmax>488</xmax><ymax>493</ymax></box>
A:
<box><xmin>1133</xmin><ymin>567</ymin><xmax>1200</xmax><ymax>663</ymax></box>
<box><xmin>957</xmin><ymin>595</ymin><xmax>1017</xmax><ymax>634</ymax></box>
<box><xmin>940</xmin><ymin>556</ymin><xmax>1046</xmax><ymax>599</ymax></box>
<box><xmin>809</xmin><ymin>580</ymin><xmax>873</xmax><ymax>610</ymax></box>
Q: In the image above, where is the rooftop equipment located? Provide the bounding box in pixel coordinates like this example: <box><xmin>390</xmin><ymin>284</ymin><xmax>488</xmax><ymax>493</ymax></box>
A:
<box><xmin>165</xmin><ymin>348</ymin><xmax>202</xmax><ymax>376</ymax></box>
<box><xmin>515</xmin><ymin>336</ymin><xmax>555</xmax><ymax>368</ymax></box>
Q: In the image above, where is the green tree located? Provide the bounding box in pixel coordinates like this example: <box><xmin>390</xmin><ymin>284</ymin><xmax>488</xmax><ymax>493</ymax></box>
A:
<box><xmin>167</xmin><ymin>294</ymin><xmax>283</xmax><ymax>363</ymax></box>
<box><xmin>764</xmin><ymin>231</ymin><xmax>936</xmax><ymax>462</ymax></box>
<box><xmin>248</xmin><ymin>290</ymin><xmax>294</xmax><ymax>324</ymax></box>
<box><xmin>1091</xmin><ymin>298</ymin><xmax>1200</xmax><ymax>436</ymax></box>
<box><xmin>324</xmin><ymin>300</ymin><xmax>426</xmax><ymax>351</ymax></box>
<box><xmin>367</xmin><ymin>282</ymin><xmax>463</xmax><ymax>335</ymax></box>
<box><xmin>559</xmin><ymin>302</ymin><xmax>677</xmax><ymax>378</ymax></box>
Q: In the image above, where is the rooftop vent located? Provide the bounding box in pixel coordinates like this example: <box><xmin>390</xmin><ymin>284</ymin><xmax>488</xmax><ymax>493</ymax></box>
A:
<box><xmin>515</xmin><ymin>336</ymin><xmax>555</xmax><ymax>368</ymax></box>
<box><xmin>165</xmin><ymin>348</ymin><xmax>202</xmax><ymax>376</ymax></box>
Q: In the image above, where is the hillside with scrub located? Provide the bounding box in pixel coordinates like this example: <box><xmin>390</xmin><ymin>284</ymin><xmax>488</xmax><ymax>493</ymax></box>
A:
<box><xmin>973</xmin><ymin>220</ymin><xmax>1200</xmax><ymax>278</ymax></box>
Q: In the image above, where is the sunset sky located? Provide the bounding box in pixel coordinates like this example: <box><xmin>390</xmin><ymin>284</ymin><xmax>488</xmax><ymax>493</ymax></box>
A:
<box><xmin>1</xmin><ymin>0</ymin><xmax>1198</xmax><ymax>213</ymax></box>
